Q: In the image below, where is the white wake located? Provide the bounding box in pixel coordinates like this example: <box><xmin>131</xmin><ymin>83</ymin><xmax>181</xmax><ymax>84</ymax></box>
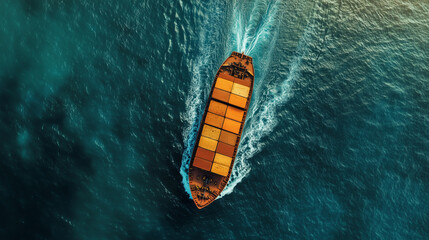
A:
<box><xmin>219</xmin><ymin>0</ymin><xmax>322</xmax><ymax>198</ymax></box>
<box><xmin>181</xmin><ymin>0</ymin><xmax>321</xmax><ymax>200</ymax></box>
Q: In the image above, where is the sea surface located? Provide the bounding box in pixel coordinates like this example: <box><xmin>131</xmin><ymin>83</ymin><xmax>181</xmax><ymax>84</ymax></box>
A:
<box><xmin>1</xmin><ymin>0</ymin><xmax>429</xmax><ymax>239</ymax></box>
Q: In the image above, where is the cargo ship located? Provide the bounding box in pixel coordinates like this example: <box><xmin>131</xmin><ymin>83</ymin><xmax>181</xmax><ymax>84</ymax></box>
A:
<box><xmin>188</xmin><ymin>52</ymin><xmax>254</xmax><ymax>209</ymax></box>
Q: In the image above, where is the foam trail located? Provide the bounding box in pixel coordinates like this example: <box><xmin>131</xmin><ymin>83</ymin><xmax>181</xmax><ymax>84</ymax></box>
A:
<box><xmin>180</xmin><ymin>2</ymin><xmax>222</xmax><ymax>198</ymax></box>
<box><xmin>219</xmin><ymin>5</ymin><xmax>318</xmax><ymax>198</ymax></box>
<box><xmin>180</xmin><ymin>44</ymin><xmax>218</xmax><ymax>198</ymax></box>
<box><xmin>219</xmin><ymin>0</ymin><xmax>282</xmax><ymax>198</ymax></box>
<box><xmin>245</xmin><ymin>1</ymin><xmax>280</xmax><ymax>55</ymax></box>
<box><xmin>232</xmin><ymin>0</ymin><xmax>279</xmax><ymax>54</ymax></box>
<box><xmin>238</xmin><ymin>0</ymin><xmax>259</xmax><ymax>53</ymax></box>
<box><xmin>179</xmin><ymin>59</ymin><xmax>205</xmax><ymax>198</ymax></box>
<box><xmin>179</xmin><ymin>0</ymin><xmax>283</xmax><ymax>199</ymax></box>
<box><xmin>231</xmin><ymin>1</ymin><xmax>244</xmax><ymax>53</ymax></box>
<box><xmin>181</xmin><ymin>0</ymin><xmax>319</xmax><ymax>200</ymax></box>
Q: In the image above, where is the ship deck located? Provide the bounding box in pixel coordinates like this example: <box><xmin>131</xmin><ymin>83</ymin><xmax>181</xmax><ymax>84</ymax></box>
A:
<box><xmin>188</xmin><ymin>52</ymin><xmax>254</xmax><ymax>209</ymax></box>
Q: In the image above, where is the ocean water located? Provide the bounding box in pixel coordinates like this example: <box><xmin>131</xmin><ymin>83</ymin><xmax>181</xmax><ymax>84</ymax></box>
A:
<box><xmin>1</xmin><ymin>0</ymin><xmax>429</xmax><ymax>239</ymax></box>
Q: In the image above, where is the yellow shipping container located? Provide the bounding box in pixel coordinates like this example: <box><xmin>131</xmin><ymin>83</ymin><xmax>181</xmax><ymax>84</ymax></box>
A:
<box><xmin>215</xmin><ymin>78</ymin><xmax>233</xmax><ymax>92</ymax></box>
<box><xmin>210</xmin><ymin>162</ymin><xmax>230</xmax><ymax>177</ymax></box>
<box><xmin>198</xmin><ymin>136</ymin><xmax>218</xmax><ymax>151</ymax></box>
<box><xmin>222</xmin><ymin>118</ymin><xmax>241</xmax><ymax>134</ymax></box>
<box><xmin>213</xmin><ymin>153</ymin><xmax>232</xmax><ymax>167</ymax></box>
<box><xmin>231</xmin><ymin>83</ymin><xmax>250</xmax><ymax>98</ymax></box>
<box><xmin>201</xmin><ymin>124</ymin><xmax>221</xmax><ymax>140</ymax></box>
<box><xmin>228</xmin><ymin>94</ymin><xmax>247</xmax><ymax>108</ymax></box>
<box><xmin>225</xmin><ymin>106</ymin><xmax>244</xmax><ymax>122</ymax></box>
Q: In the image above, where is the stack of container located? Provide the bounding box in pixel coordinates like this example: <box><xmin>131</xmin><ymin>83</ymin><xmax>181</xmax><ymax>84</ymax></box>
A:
<box><xmin>192</xmin><ymin>73</ymin><xmax>251</xmax><ymax>177</ymax></box>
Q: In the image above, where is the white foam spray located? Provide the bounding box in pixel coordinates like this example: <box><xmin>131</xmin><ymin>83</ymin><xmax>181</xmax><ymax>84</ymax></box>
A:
<box><xmin>179</xmin><ymin>3</ymin><xmax>222</xmax><ymax>198</ymax></box>
<box><xmin>179</xmin><ymin>57</ymin><xmax>205</xmax><ymax>198</ymax></box>
<box><xmin>181</xmin><ymin>0</ymin><xmax>320</xmax><ymax>199</ymax></box>
<box><xmin>219</xmin><ymin>1</ymin><xmax>321</xmax><ymax>198</ymax></box>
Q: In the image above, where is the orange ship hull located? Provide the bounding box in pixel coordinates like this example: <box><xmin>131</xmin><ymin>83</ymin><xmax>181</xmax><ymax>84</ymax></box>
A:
<box><xmin>188</xmin><ymin>52</ymin><xmax>254</xmax><ymax>209</ymax></box>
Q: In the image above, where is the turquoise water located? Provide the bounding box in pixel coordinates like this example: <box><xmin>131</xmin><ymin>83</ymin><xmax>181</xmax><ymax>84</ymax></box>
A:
<box><xmin>1</xmin><ymin>0</ymin><xmax>429</xmax><ymax>239</ymax></box>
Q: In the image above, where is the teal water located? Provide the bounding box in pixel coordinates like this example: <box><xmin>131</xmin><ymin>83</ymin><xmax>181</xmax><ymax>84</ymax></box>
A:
<box><xmin>1</xmin><ymin>0</ymin><xmax>429</xmax><ymax>239</ymax></box>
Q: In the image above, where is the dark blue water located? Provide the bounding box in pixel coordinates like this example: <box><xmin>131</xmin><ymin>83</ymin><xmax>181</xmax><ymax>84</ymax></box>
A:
<box><xmin>1</xmin><ymin>0</ymin><xmax>429</xmax><ymax>239</ymax></box>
